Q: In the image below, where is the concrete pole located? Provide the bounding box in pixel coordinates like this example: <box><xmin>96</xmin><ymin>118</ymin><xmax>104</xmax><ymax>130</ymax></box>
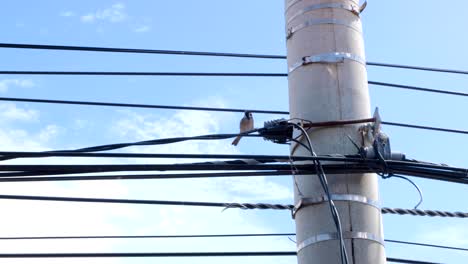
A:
<box><xmin>285</xmin><ymin>0</ymin><xmax>386</xmax><ymax>263</ymax></box>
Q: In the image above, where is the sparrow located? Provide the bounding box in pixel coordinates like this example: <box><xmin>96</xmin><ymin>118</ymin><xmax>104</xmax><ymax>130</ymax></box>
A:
<box><xmin>231</xmin><ymin>111</ymin><xmax>254</xmax><ymax>146</ymax></box>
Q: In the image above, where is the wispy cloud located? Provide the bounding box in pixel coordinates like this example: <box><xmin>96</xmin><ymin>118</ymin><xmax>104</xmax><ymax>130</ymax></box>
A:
<box><xmin>0</xmin><ymin>103</ymin><xmax>39</xmax><ymax>122</ymax></box>
<box><xmin>134</xmin><ymin>25</ymin><xmax>151</xmax><ymax>33</ymax></box>
<box><xmin>80</xmin><ymin>3</ymin><xmax>128</xmax><ymax>24</ymax></box>
<box><xmin>0</xmin><ymin>79</ymin><xmax>34</xmax><ymax>93</ymax></box>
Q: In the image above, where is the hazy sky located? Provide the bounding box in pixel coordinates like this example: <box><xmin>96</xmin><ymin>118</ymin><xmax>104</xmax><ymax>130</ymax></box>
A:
<box><xmin>0</xmin><ymin>1</ymin><xmax>466</xmax><ymax>263</ymax></box>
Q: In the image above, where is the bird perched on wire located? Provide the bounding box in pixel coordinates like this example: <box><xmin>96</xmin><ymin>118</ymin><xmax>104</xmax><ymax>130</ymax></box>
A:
<box><xmin>232</xmin><ymin>111</ymin><xmax>254</xmax><ymax>146</ymax></box>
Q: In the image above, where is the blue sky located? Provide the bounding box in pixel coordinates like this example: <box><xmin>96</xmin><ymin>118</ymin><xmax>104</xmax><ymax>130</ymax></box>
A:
<box><xmin>0</xmin><ymin>1</ymin><xmax>466</xmax><ymax>263</ymax></box>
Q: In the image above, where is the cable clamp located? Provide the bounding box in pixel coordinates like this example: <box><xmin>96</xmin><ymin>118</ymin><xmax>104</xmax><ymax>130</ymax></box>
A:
<box><xmin>289</xmin><ymin>52</ymin><xmax>366</xmax><ymax>73</ymax></box>
<box><xmin>286</xmin><ymin>18</ymin><xmax>362</xmax><ymax>40</ymax></box>
<box><xmin>297</xmin><ymin>231</ymin><xmax>384</xmax><ymax>252</ymax></box>
<box><xmin>287</xmin><ymin>2</ymin><xmax>361</xmax><ymax>24</ymax></box>
<box><xmin>292</xmin><ymin>194</ymin><xmax>380</xmax><ymax>219</ymax></box>
<box><xmin>285</xmin><ymin>1</ymin><xmax>367</xmax><ymax>15</ymax></box>
<box><xmin>259</xmin><ymin>119</ymin><xmax>294</xmax><ymax>144</ymax></box>
<box><xmin>358</xmin><ymin>108</ymin><xmax>405</xmax><ymax>161</ymax></box>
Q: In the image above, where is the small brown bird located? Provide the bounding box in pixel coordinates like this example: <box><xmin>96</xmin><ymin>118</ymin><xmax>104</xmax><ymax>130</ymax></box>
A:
<box><xmin>231</xmin><ymin>111</ymin><xmax>254</xmax><ymax>146</ymax></box>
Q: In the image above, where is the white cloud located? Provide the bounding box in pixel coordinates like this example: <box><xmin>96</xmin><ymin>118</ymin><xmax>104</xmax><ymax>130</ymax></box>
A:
<box><xmin>418</xmin><ymin>224</ymin><xmax>468</xmax><ymax>247</ymax></box>
<box><xmin>81</xmin><ymin>3</ymin><xmax>128</xmax><ymax>24</ymax></box>
<box><xmin>0</xmin><ymin>98</ymin><xmax>295</xmax><ymax>264</ymax></box>
<box><xmin>134</xmin><ymin>25</ymin><xmax>151</xmax><ymax>33</ymax></box>
<box><xmin>0</xmin><ymin>79</ymin><xmax>34</xmax><ymax>93</ymax></box>
<box><xmin>0</xmin><ymin>103</ymin><xmax>38</xmax><ymax>122</ymax></box>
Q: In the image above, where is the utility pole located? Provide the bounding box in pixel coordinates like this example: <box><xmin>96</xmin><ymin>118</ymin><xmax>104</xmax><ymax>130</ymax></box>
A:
<box><xmin>285</xmin><ymin>0</ymin><xmax>386</xmax><ymax>263</ymax></box>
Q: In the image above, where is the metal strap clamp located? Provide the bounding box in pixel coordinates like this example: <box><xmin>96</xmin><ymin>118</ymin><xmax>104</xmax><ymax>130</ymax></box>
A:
<box><xmin>289</xmin><ymin>52</ymin><xmax>366</xmax><ymax>73</ymax></box>
<box><xmin>292</xmin><ymin>194</ymin><xmax>380</xmax><ymax>219</ymax></box>
<box><xmin>286</xmin><ymin>18</ymin><xmax>361</xmax><ymax>39</ymax></box>
<box><xmin>286</xmin><ymin>0</ymin><xmax>368</xmax><ymax>14</ymax></box>
<box><xmin>297</xmin><ymin>231</ymin><xmax>384</xmax><ymax>252</ymax></box>
<box><xmin>287</xmin><ymin>2</ymin><xmax>361</xmax><ymax>24</ymax></box>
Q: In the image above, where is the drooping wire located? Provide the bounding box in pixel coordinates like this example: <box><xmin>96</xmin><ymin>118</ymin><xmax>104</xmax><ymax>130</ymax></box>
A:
<box><xmin>0</xmin><ymin>130</ymin><xmax>263</xmax><ymax>161</ymax></box>
<box><xmin>382</xmin><ymin>174</ymin><xmax>424</xmax><ymax>209</ymax></box>
<box><xmin>291</xmin><ymin>123</ymin><xmax>349</xmax><ymax>264</ymax></box>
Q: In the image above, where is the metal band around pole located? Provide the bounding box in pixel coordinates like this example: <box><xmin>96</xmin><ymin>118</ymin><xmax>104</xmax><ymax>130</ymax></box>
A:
<box><xmin>297</xmin><ymin>231</ymin><xmax>385</xmax><ymax>252</ymax></box>
<box><xmin>285</xmin><ymin>0</ymin><xmax>304</xmax><ymax>13</ymax></box>
<box><xmin>288</xmin><ymin>52</ymin><xmax>366</xmax><ymax>73</ymax></box>
<box><xmin>286</xmin><ymin>18</ymin><xmax>362</xmax><ymax>39</ymax></box>
<box><xmin>292</xmin><ymin>194</ymin><xmax>380</xmax><ymax>218</ymax></box>
<box><xmin>287</xmin><ymin>2</ymin><xmax>360</xmax><ymax>24</ymax></box>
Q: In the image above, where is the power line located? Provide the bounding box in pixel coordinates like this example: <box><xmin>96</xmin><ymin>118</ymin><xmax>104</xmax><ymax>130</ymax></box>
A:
<box><xmin>0</xmin><ymin>71</ymin><xmax>287</xmax><ymax>77</ymax></box>
<box><xmin>0</xmin><ymin>97</ymin><xmax>466</xmax><ymax>135</ymax></box>
<box><xmin>0</xmin><ymin>253</ymin><xmax>423</xmax><ymax>264</ymax></box>
<box><xmin>0</xmin><ymin>251</ymin><xmax>444</xmax><ymax>263</ymax></box>
<box><xmin>0</xmin><ymin>171</ymin><xmax>292</xmax><ymax>182</ymax></box>
<box><xmin>0</xmin><ymin>97</ymin><xmax>289</xmax><ymax>114</ymax></box>
<box><xmin>367</xmin><ymin>62</ymin><xmax>468</xmax><ymax>75</ymax></box>
<box><xmin>1</xmin><ymin>194</ymin><xmax>466</xmax><ymax>218</ymax></box>
<box><xmin>1</xmin><ymin>42</ymin><xmax>467</xmax><ymax>76</ymax></box>
<box><xmin>368</xmin><ymin>81</ymin><xmax>468</xmax><ymax>97</ymax></box>
<box><xmin>1</xmin><ymin>161</ymin><xmax>466</xmax><ymax>184</ymax></box>
<box><xmin>0</xmin><ymin>232</ymin><xmax>464</xmax><ymax>253</ymax></box>
<box><xmin>0</xmin><ymin>233</ymin><xmax>296</xmax><ymax>240</ymax></box>
<box><xmin>0</xmin><ymin>131</ymin><xmax>265</xmax><ymax>162</ymax></box>
<box><xmin>384</xmin><ymin>239</ymin><xmax>468</xmax><ymax>252</ymax></box>
<box><xmin>0</xmin><ymin>194</ymin><xmax>293</xmax><ymax>211</ymax></box>
<box><xmin>0</xmin><ymin>151</ymin><xmax>319</xmax><ymax>160</ymax></box>
<box><xmin>0</xmin><ymin>70</ymin><xmax>467</xmax><ymax>98</ymax></box>
<box><xmin>381</xmin><ymin>121</ymin><xmax>468</xmax><ymax>135</ymax></box>
<box><xmin>0</xmin><ymin>43</ymin><xmax>286</xmax><ymax>59</ymax></box>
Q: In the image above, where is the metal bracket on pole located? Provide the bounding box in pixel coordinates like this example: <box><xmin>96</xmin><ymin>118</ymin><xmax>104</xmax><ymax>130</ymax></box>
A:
<box><xmin>292</xmin><ymin>194</ymin><xmax>380</xmax><ymax>219</ymax></box>
<box><xmin>286</xmin><ymin>18</ymin><xmax>362</xmax><ymax>39</ymax></box>
<box><xmin>287</xmin><ymin>2</ymin><xmax>361</xmax><ymax>24</ymax></box>
<box><xmin>289</xmin><ymin>52</ymin><xmax>366</xmax><ymax>73</ymax></box>
<box><xmin>297</xmin><ymin>231</ymin><xmax>384</xmax><ymax>252</ymax></box>
<box><xmin>358</xmin><ymin>108</ymin><xmax>405</xmax><ymax>161</ymax></box>
<box><xmin>286</xmin><ymin>0</ymin><xmax>368</xmax><ymax>15</ymax></box>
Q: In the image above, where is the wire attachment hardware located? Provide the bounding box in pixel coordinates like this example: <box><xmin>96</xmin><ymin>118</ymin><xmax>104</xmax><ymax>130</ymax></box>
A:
<box><xmin>289</xmin><ymin>52</ymin><xmax>366</xmax><ymax>73</ymax></box>
<box><xmin>358</xmin><ymin>108</ymin><xmax>405</xmax><ymax>161</ymax></box>
<box><xmin>259</xmin><ymin>119</ymin><xmax>293</xmax><ymax>144</ymax></box>
<box><xmin>292</xmin><ymin>194</ymin><xmax>380</xmax><ymax>219</ymax></box>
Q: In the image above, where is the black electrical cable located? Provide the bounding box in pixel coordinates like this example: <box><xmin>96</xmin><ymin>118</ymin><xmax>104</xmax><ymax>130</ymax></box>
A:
<box><xmin>0</xmin><ymin>252</ymin><xmax>444</xmax><ymax>263</ymax></box>
<box><xmin>291</xmin><ymin>123</ymin><xmax>349</xmax><ymax>264</ymax></box>
<box><xmin>0</xmin><ymin>194</ymin><xmax>279</xmax><ymax>209</ymax></box>
<box><xmin>382</xmin><ymin>121</ymin><xmax>468</xmax><ymax>135</ymax></box>
<box><xmin>0</xmin><ymin>233</ymin><xmax>464</xmax><ymax>253</ymax></box>
<box><xmin>0</xmin><ymin>151</ymin><xmax>358</xmax><ymax>161</ymax></box>
<box><xmin>0</xmin><ymin>70</ymin><xmax>466</xmax><ymax>98</ymax></box>
<box><xmin>0</xmin><ymin>233</ymin><xmax>296</xmax><ymax>240</ymax></box>
<box><xmin>0</xmin><ymin>252</ymin><xmax>297</xmax><ymax>258</ymax></box>
<box><xmin>0</xmin><ymin>130</ymin><xmax>264</xmax><ymax>162</ymax></box>
<box><xmin>0</xmin><ymin>171</ymin><xmax>294</xmax><ymax>182</ymax></box>
<box><xmin>367</xmin><ymin>61</ymin><xmax>468</xmax><ymax>75</ymax></box>
<box><xmin>0</xmin><ymin>71</ymin><xmax>288</xmax><ymax>77</ymax></box>
<box><xmin>368</xmin><ymin>81</ymin><xmax>468</xmax><ymax>97</ymax></box>
<box><xmin>0</xmin><ymin>97</ymin><xmax>466</xmax><ymax>135</ymax></box>
<box><xmin>1</xmin><ymin>42</ymin><xmax>467</xmax><ymax>77</ymax></box>
<box><xmin>0</xmin><ymin>162</ymin><xmax>465</xmax><ymax>184</ymax></box>
<box><xmin>0</xmin><ymin>43</ymin><xmax>287</xmax><ymax>59</ymax></box>
<box><xmin>385</xmin><ymin>239</ymin><xmax>468</xmax><ymax>252</ymax></box>
<box><xmin>0</xmin><ymin>97</ymin><xmax>289</xmax><ymax>115</ymax></box>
